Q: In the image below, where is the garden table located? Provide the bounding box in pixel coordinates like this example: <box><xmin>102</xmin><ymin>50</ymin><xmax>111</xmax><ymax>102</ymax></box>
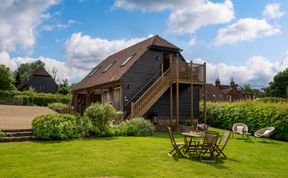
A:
<box><xmin>182</xmin><ymin>131</ymin><xmax>204</xmax><ymax>155</ymax></box>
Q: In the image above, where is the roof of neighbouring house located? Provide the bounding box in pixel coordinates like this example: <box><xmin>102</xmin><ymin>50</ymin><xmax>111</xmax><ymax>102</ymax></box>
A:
<box><xmin>204</xmin><ymin>84</ymin><xmax>227</xmax><ymax>101</ymax></box>
<box><xmin>17</xmin><ymin>66</ymin><xmax>54</xmax><ymax>90</ymax></box>
<box><xmin>73</xmin><ymin>35</ymin><xmax>180</xmax><ymax>91</ymax></box>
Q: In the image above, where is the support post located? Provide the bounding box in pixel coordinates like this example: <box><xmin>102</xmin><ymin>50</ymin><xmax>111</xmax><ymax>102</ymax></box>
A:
<box><xmin>176</xmin><ymin>59</ymin><xmax>179</xmax><ymax>126</ymax></box>
<box><xmin>131</xmin><ymin>102</ymin><xmax>134</xmax><ymax>119</ymax></box>
<box><xmin>190</xmin><ymin>61</ymin><xmax>194</xmax><ymax>127</ymax></box>
<box><xmin>170</xmin><ymin>85</ymin><xmax>173</xmax><ymax>126</ymax></box>
<box><xmin>203</xmin><ymin>62</ymin><xmax>207</xmax><ymax>124</ymax></box>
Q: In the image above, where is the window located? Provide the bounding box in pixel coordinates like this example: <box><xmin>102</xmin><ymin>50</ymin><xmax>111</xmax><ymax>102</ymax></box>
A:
<box><xmin>103</xmin><ymin>62</ymin><xmax>115</xmax><ymax>73</ymax></box>
<box><xmin>120</xmin><ymin>54</ymin><xmax>135</xmax><ymax>67</ymax></box>
<box><xmin>89</xmin><ymin>67</ymin><xmax>100</xmax><ymax>77</ymax></box>
<box><xmin>40</xmin><ymin>84</ymin><xmax>45</xmax><ymax>90</ymax></box>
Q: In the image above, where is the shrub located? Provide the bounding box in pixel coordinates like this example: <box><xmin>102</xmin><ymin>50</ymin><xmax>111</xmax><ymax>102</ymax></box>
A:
<box><xmin>0</xmin><ymin>129</ymin><xmax>5</xmax><ymax>139</ymax></box>
<box><xmin>32</xmin><ymin>114</ymin><xmax>78</xmax><ymax>140</ymax></box>
<box><xmin>75</xmin><ymin>114</ymin><xmax>94</xmax><ymax>137</ymax></box>
<box><xmin>201</xmin><ymin>101</ymin><xmax>288</xmax><ymax>141</ymax></box>
<box><xmin>48</xmin><ymin>102</ymin><xmax>69</xmax><ymax>113</ymax></box>
<box><xmin>84</xmin><ymin>103</ymin><xmax>121</xmax><ymax>135</ymax></box>
<box><xmin>117</xmin><ymin>118</ymin><xmax>155</xmax><ymax>136</ymax></box>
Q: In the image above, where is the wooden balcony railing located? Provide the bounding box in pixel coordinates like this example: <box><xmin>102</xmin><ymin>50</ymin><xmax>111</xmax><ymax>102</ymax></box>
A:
<box><xmin>171</xmin><ymin>61</ymin><xmax>205</xmax><ymax>84</ymax></box>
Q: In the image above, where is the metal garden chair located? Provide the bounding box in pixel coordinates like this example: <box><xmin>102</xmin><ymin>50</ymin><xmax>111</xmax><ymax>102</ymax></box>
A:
<box><xmin>254</xmin><ymin>127</ymin><xmax>275</xmax><ymax>142</ymax></box>
<box><xmin>232</xmin><ymin>123</ymin><xmax>251</xmax><ymax>140</ymax></box>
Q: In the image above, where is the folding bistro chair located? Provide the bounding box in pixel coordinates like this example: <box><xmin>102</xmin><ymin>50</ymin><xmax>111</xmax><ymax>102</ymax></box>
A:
<box><xmin>167</xmin><ymin>127</ymin><xmax>185</xmax><ymax>157</ymax></box>
<box><xmin>215</xmin><ymin>130</ymin><xmax>231</xmax><ymax>159</ymax></box>
<box><xmin>196</xmin><ymin>131</ymin><xmax>219</xmax><ymax>162</ymax></box>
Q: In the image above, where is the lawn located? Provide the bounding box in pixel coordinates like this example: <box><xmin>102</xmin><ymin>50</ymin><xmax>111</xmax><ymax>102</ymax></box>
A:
<box><xmin>0</xmin><ymin>128</ymin><xmax>287</xmax><ymax>178</ymax></box>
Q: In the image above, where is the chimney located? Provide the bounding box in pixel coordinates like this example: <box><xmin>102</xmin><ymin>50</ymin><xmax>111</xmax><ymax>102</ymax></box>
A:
<box><xmin>230</xmin><ymin>78</ymin><xmax>235</xmax><ymax>88</ymax></box>
<box><xmin>215</xmin><ymin>78</ymin><xmax>221</xmax><ymax>88</ymax></box>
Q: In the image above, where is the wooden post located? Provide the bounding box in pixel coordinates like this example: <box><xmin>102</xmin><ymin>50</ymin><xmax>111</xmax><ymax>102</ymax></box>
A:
<box><xmin>131</xmin><ymin>102</ymin><xmax>134</xmax><ymax>119</ymax></box>
<box><xmin>170</xmin><ymin>85</ymin><xmax>173</xmax><ymax>126</ymax></box>
<box><xmin>161</xmin><ymin>63</ymin><xmax>164</xmax><ymax>75</ymax></box>
<box><xmin>203</xmin><ymin>62</ymin><xmax>207</xmax><ymax>124</ymax></box>
<box><xmin>176</xmin><ymin>59</ymin><xmax>179</xmax><ymax>126</ymax></box>
<box><xmin>190</xmin><ymin>61</ymin><xmax>193</xmax><ymax>127</ymax></box>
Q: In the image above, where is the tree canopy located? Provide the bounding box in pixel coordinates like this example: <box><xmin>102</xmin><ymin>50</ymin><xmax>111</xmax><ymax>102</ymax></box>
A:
<box><xmin>265</xmin><ymin>68</ymin><xmax>288</xmax><ymax>98</ymax></box>
<box><xmin>0</xmin><ymin>64</ymin><xmax>16</xmax><ymax>91</ymax></box>
<box><xmin>57</xmin><ymin>79</ymin><xmax>72</xmax><ymax>95</ymax></box>
<box><xmin>14</xmin><ymin>60</ymin><xmax>45</xmax><ymax>82</ymax></box>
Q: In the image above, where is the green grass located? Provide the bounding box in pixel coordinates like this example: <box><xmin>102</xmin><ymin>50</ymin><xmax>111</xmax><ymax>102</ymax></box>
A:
<box><xmin>0</xmin><ymin>128</ymin><xmax>287</xmax><ymax>178</ymax></box>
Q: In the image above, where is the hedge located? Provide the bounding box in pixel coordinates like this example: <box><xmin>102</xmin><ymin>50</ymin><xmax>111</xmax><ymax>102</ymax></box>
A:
<box><xmin>0</xmin><ymin>90</ymin><xmax>71</xmax><ymax>106</ymax></box>
<box><xmin>200</xmin><ymin>101</ymin><xmax>288</xmax><ymax>141</ymax></box>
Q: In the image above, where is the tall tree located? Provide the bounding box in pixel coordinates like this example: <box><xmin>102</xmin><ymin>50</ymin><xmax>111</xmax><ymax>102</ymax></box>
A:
<box><xmin>14</xmin><ymin>60</ymin><xmax>45</xmax><ymax>82</ymax></box>
<box><xmin>0</xmin><ymin>65</ymin><xmax>16</xmax><ymax>91</ymax></box>
<box><xmin>265</xmin><ymin>68</ymin><xmax>288</xmax><ymax>98</ymax></box>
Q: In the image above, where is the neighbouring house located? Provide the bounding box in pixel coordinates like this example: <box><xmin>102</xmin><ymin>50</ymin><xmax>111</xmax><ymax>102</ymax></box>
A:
<box><xmin>17</xmin><ymin>66</ymin><xmax>58</xmax><ymax>94</ymax></box>
<box><xmin>72</xmin><ymin>35</ymin><xmax>206</xmax><ymax>125</ymax></box>
<box><xmin>202</xmin><ymin>78</ymin><xmax>253</xmax><ymax>102</ymax></box>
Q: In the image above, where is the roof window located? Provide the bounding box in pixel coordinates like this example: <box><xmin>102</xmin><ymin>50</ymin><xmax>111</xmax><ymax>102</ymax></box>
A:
<box><xmin>89</xmin><ymin>67</ymin><xmax>100</xmax><ymax>77</ymax></box>
<box><xmin>103</xmin><ymin>61</ymin><xmax>115</xmax><ymax>73</ymax></box>
<box><xmin>120</xmin><ymin>54</ymin><xmax>135</xmax><ymax>67</ymax></box>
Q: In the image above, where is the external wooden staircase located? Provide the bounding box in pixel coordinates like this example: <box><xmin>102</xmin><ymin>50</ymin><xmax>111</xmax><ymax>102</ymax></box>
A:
<box><xmin>126</xmin><ymin>60</ymin><xmax>206</xmax><ymax>120</ymax></box>
<box><xmin>129</xmin><ymin>68</ymin><xmax>172</xmax><ymax>118</ymax></box>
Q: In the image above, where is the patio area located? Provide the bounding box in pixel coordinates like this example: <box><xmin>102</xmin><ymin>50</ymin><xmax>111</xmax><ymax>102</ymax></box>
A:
<box><xmin>0</xmin><ymin>105</ymin><xmax>56</xmax><ymax>130</ymax></box>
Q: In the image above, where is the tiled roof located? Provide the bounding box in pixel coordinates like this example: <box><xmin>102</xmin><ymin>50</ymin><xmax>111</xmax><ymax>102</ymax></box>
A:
<box><xmin>204</xmin><ymin>84</ymin><xmax>227</xmax><ymax>101</ymax></box>
<box><xmin>73</xmin><ymin>35</ymin><xmax>180</xmax><ymax>91</ymax></box>
<box><xmin>17</xmin><ymin>66</ymin><xmax>51</xmax><ymax>89</ymax></box>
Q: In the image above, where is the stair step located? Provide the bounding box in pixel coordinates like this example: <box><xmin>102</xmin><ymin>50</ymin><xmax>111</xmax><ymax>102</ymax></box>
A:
<box><xmin>1</xmin><ymin>136</ymin><xmax>35</xmax><ymax>142</ymax></box>
<box><xmin>4</xmin><ymin>131</ymin><xmax>34</xmax><ymax>137</ymax></box>
<box><xmin>2</xmin><ymin>129</ymin><xmax>33</xmax><ymax>133</ymax></box>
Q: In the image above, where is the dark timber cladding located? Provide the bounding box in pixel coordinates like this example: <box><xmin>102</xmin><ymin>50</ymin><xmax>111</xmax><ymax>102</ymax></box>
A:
<box><xmin>72</xmin><ymin>35</ymin><xmax>207</xmax><ymax>125</ymax></box>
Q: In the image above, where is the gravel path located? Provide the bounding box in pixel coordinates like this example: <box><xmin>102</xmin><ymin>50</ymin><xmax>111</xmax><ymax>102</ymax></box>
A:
<box><xmin>0</xmin><ymin>105</ymin><xmax>56</xmax><ymax>130</ymax></box>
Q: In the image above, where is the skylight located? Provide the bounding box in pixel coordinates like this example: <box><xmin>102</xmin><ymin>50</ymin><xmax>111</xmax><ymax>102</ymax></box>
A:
<box><xmin>88</xmin><ymin>67</ymin><xmax>99</xmax><ymax>77</ymax></box>
<box><xmin>120</xmin><ymin>54</ymin><xmax>135</xmax><ymax>67</ymax></box>
<box><xmin>103</xmin><ymin>62</ymin><xmax>114</xmax><ymax>73</ymax></box>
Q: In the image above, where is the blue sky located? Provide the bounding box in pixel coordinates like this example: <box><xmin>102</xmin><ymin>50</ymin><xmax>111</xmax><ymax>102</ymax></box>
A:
<box><xmin>0</xmin><ymin>0</ymin><xmax>288</xmax><ymax>88</ymax></box>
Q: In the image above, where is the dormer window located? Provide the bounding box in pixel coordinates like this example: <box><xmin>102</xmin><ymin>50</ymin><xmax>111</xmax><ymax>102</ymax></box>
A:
<box><xmin>121</xmin><ymin>54</ymin><xmax>135</xmax><ymax>67</ymax></box>
<box><xmin>103</xmin><ymin>62</ymin><xmax>115</xmax><ymax>73</ymax></box>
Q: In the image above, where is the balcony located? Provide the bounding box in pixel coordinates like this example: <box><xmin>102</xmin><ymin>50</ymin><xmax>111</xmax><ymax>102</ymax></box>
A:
<box><xmin>170</xmin><ymin>61</ymin><xmax>205</xmax><ymax>85</ymax></box>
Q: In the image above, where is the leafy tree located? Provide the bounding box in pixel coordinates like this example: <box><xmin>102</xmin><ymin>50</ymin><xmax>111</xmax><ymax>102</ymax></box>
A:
<box><xmin>0</xmin><ymin>64</ymin><xmax>16</xmax><ymax>91</ymax></box>
<box><xmin>244</xmin><ymin>84</ymin><xmax>265</xmax><ymax>98</ymax></box>
<box><xmin>265</xmin><ymin>68</ymin><xmax>288</xmax><ymax>98</ymax></box>
<box><xmin>14</xmin><ymin>60</ymin><xmax>44</xmax><ymax>82</ymax></box>
<box><xmin>243</xmin><ymin>84</ymin><xmax>253</xmax><ymax>92</ymax></box>
<box><xmin>57</xmin><ymin>79</ymin><xmax>72</xmax><ymax>95</ymax></box>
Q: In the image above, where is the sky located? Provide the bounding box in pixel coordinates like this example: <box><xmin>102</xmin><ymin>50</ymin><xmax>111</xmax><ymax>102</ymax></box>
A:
<box><xmin>0</xmin><ymin>0</ymin><xmax>288</xmax><ymax>88</ymax></box>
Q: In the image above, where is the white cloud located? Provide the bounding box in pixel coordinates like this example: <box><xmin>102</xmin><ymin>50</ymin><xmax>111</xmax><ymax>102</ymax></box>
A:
<box><xmin>0</xmin><ymin>0</ymin><xmax>59</xmax><ymax>52</ymax></box>
<box><xmin>42</xmin><ymin>19</ymin><xmax>77</xmax><ymax>32</ymax></box>
<box><xmin>64</xmin><ymin>32</ymin><xmax>151</xmax><ymax>70</ymax></box>
<box><xmin>114</xmin><ymin>0</ymin><xmax>235</xmax><ymax>34</ymax></box>
<box><xmin>194</xmin><ymin>55</ymin><xmax>288</xmax><ymax>88</ymax></box>
<box><xmin>189</xmin><ymin>36</ymin><xmax>197</xmax><ymax>46</ymax></box>
<box><xmin>0</xmin><ymin>33</ymin><xmax>154</xmax><ymax>83</ymax></box>
<box><xmin>113</xmin><ymin>0</ymin><xmax>201</xmax><ymax>11</ymax></box>
<box><xmin>263</xmin><ymin>3</ymin><xmax>285</xmax><ymax>19</ymax></box>
<box><xmin>215</xmin><ymin>18</ymin><xmax>280</xmax><ymax>46</ymax></box>
<box><xmin>0</xmin><ymin>51</ymin><xmax>86</xmax><ymax>82</ymax></box>
<box><xmin>168</xmin><ymin>0</ymin><xmax>234</xmax><ymax>34</ymax></box>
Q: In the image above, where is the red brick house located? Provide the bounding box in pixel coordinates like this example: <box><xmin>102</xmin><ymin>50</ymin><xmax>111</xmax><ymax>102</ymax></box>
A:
<box><xmin>203</xmin><ymin>78</ymin><xmax>253</xmax><ymax>102</ymax></box>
